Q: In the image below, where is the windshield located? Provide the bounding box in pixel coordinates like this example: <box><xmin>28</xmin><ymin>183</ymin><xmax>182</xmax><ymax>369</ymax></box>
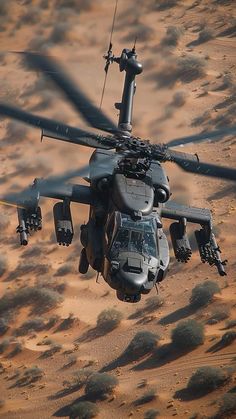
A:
<box><xmin>110</xmin><ymin>227</ymin><xmax>157</xmax><ymax>258</ymax></box>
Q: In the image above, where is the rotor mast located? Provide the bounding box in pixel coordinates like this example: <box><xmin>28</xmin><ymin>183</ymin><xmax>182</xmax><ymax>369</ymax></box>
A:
<box><xmin>114</xmin><ymin>47</ymin><xmax>143</xmax><ymax>134</ymax></box>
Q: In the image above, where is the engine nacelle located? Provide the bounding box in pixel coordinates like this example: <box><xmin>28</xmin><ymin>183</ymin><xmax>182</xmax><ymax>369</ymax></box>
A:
<box><xmin>53</xmin><ymin>201</ymin><xmax>74</xmax><ymax>246</ymax></box>
<box><xmin>169</xmin><ymin>218</ymin><xmax>192</xmax><ymax>263</ymax></box>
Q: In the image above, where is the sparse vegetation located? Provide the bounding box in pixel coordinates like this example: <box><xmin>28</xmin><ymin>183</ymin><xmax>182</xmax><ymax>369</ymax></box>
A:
<box><xmin>21</xmin><ymin>7</ymin><xmax>40</xmax><ymax>25</ymax></box>
<box><xmin>41</xmin><ymin>343</ymin><xmax>62</xmax><ymax>358</ymax></box>
<box><xmin>187</xmin><ymin>366</ymin><xmax>230</xmax><ymax>395</ymax></box>
<box><xmin>96</xmin><ymin>308</ymin><xmax>123</xmax><ymax>332</ymax></box>
<box><xmin>0</xmin><ymin>339</ymin><xmax>10</xmax><ymax>354</ymax></box>
<box><xmin>134</xmin><ymin>388</ymin><xmax>157</xmax><ymax>405</ymax></box>
<box><xmin>214</xmin><ymin>392</ymin><xmax>236</xmax><ymax>419</ymax></box>
<box><xmin>0</xmin><ymin>318</ymin><xmax>9</xmax><ymax>335</ymax></box>
<box><xmin>8</xmin><ymin>342</ymin><xmax>23</xmax><ymax>358</ymax></box>
<box><xmin>15</xmin><ymin>317</ymin><xmax>46</xmax><ymax>336</ymax></box>
<box><xmin>0</xmin><ymin>0</ymin><xmax>8</xmax><ymax>16</ymax></box>
<box><xmin>15</xmin><ymin>366</ymin><xmax>43</xmax><ymax>386</ymax></box>
<box><xmin>197</xmin><ymin>28</ymin><xmax>214</xmax><ymax>43</ymax></box>
<box><xmin>54</xmin><ymin>264</ymin><xmax>74</xmax><ymax>277</ymax></box>
<box><xmin>144</xmin><ymin>409</ymin><xmax>160</xmax><ymax>419</ymax></box>
<box><xmin>70</xmin><ymin>401</ymin><xmax>99</xmax><ymax>419</ymax></box>
<box><xmin>56</xmin><ymin>313</ymin><xmax>78</xmax><ymax>331</ymax></box>
<box><xmin>224</xmin><ymin>319</ymin><xmax>236</xmax><ymax>329</ymax></box>
<box><xmin>190</xmin><ymin>281</ymin><xmax>220</xmax><ymax>308</ymax></box>
<box><xmin>56</xmin><ymin>0</ymin><xmax>94</xmax><ymax>11</ymax></box>
<box><xmin>49</xmin><ymin>23</ymin><xmax>71</xmax><ymax>44</ymax></box>
<box><xmin>207</xmin><ymin>306</ymin><xmax>230</xmax><ymax>325</ymax></box>
<box><xmin>161</xmin><ymin>26</ymin><xmax>182</xmax><ymax>46</ymax></box>
<box><xmin>8</xmin><ymin>262</ymin><xmax>49</xmax><ymax>281</ymax></box>
<box><xmin>0</xmin><ymin>286</ymin><xmax>63</xmax><ymax>315</ymax></box>
<box><xmin>0</xmin><ymin>399</ymin><xmax>5</xmax><ymax>409</ymax></box>
<box><xmin>155</xmin><ymin>0</ymin><xmax>180</xmax><ymax>10</ymax></box>
<box><xmin>171</xmin><ymin>319</ymin><xmax>205</xmax><ymax>350</ymax></box>
<box><xmin>85</xmin><ymin>373</ymin><xmax>118</xmax><ymax>400</ymax></box>
<box><xmin>177</xmin><ymin>56</ymin><xmax>206</xmax><ymax>83</ymax></box>
<box><xmin>123</xmin><ymin>331</ymin><xmax>159</xmax><ymax>360</ymax></box>
<box><xmin>220</xmin><ymin>331</ymin><xmax>236</xmax><ymax>346</ymax></box>
<box><xmin>129</xmin><ymin>296</ymin><xmax>164</xmax><ymax>319</ymax></box>
<box><xmin>0</xmin><ymin>255</ymin><xmax>8</xmax><ymax>277</ymax></box>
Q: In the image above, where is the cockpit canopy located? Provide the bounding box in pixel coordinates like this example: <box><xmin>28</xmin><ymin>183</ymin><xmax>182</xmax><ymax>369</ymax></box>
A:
<box><xmin>108</xmin><ymin>213</ymin><xmax>157</xmax><ymax>258</ymax></box>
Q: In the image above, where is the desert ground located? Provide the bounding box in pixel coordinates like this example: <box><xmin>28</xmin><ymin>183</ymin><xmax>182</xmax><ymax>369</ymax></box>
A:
<box><xmin>0</xmin><ymin>0</ymin><xmax>236</xmax><ymax>418</ymax></box>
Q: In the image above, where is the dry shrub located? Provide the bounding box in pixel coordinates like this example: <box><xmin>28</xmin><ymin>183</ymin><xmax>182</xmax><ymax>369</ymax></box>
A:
<box><xmin>70</xmin><ymin>401</ymin><xmax>99</xmax><ymax>419</ymax></box>
<box><xmin>8</xmin><ymin>342</ymin><xmax>23</xmax><ymax>358</ymax></box>
<box><xmin>0</xmin><ymin>214</ymin><xmax>10</xmax><ymax>231</ymax></box>
<box><xmin>85</xmin><ymin>373</ymin><xmax>118</xmax><ymax>400</ymax></box>
<box><xmin>55</xmin><ymin>0</ymin><xmax>94</xmax><ymax>11</ymax></box>
<box><xmin>134</xmin><ymin>387</ymin><xmax>157</xmax><ymax>405</ymax></box>
<box><xmin>96</xmin><ymin>308</ymin><xmax>123</xmax><ymax>332</ymax></box>
<box><xmin>21</xmin><ymin>7</ymin><xmax>40</xmax><ymax>25</ymax></box>
<box><xmin>15</xmin><ymin>366</ymin><xmax>43</xmax><ymax>386</ymax></box>
<box><xmin>124</xmin><ymin>331</ymin><xmax>159</xmax><ymax>360</ymax></box>
<box><xmin>8</xmin><ymin>262</ymin><xmax>50</xmax><ymax>281</ymax></box>
<box><xmin>0</xmin><ymin>339</ymin><xmax>10</xmax><ymax>354</ymax></box>
<box><xmin>0</xmin><ymin>318</ymin><xmax>9</xmax><ymax>336</ymax></box>
<box><xmin>41</xmin><ymin>343</ymin><xmax>62</xmax><ymax>358</ymax></box>
<box><xmin>54</xmin><ymin>264</ymin><xmax>75</xmax><ymax>277</ymax></box>
<box><xmin>190</xmin><ymin>281</ymin><xmax>220</xmax><ymax>308</ymax></box>
<box><xmin>0</xmin><ymin>0</ymin><xmax>9</xmax><ymax>16</ymax></box>
<box><xmin>214</xmin><ymin>393</ymin><xmax>236</xmax><ymax>419</ymax></box>
<box><xmin>0</xmin><ymin>286</ymin><xmax>63</xmax><ymax>315</ymax></box>
<box><xmin>0</xmin><ymin>255</ymin><xmax>8</xmax><ymax>277</ymax></box>
<box><xmin>155</xmin><ymin>55</ymin><xmax>205</xmax><ymax>88</ymax></box>
<box><xmin>56</xmin><ymin>313</ymin><xmax>78</xmax><ymax>331</ymax></box>
<box><xmin>187</xmin><ymin>366</ymin><xmax>231</xmax><ymax>395</ymax></box>
<box><xmin>220</xmin><ymin>331</ymin><xmax>236</xmax><ymax>346</ymax></box>
<box><xmin>15</xmin><ymin>317</ymin><xmax>46</xmax><ymax>336</ymax></box>
<box><xmin>144</xmin><ymin>409</ymin><xmax>160</xmax><ymax>419</ymax></box>
<box><xmin>155</xmin><ymin>0</ymin><xmax>180</xmax><ymax>10</ymax></box>
<box><xmin>49</xmin><ymin>22</ymin><xmax>71</xmax><ymax>44</ymax></box>
<box><xmin>224</xmin><ymin>319</ymin><xmax>236</xmax><ymax>329</ymax></box>
<box><xmin>197</xmin><ymin>28</ymin><xmax>214</xmax><ymax>43</ymax></box>
<box><xmin>171</xmin><ymin>319</ymin><xmax>205</xmax><ymax>350</ymax></box>
<box><xmin>207</xmin><ymin>306</ymin><xmax>230</xmax><ymax>325</ymax></box>
<box><xmin>3</xmin><ymin>121</ymin><xmax>28</xmax><ymax>145</ymax></box>
<box><xmin>161</xmin><ymin>26</ymin><xmax>182</xmax><ymax>47</ymax></box>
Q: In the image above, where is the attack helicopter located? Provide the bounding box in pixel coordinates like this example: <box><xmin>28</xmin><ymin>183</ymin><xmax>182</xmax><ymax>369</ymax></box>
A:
<box><xmin>0</xmin><ymin>46</ymin><xmax>236</xmax><ymax>303</ymax></box>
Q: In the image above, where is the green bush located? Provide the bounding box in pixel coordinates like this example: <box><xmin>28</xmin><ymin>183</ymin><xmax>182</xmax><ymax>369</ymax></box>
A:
<box><xmin>70</xmin><ymin>401</ymin><xmax>99</xmax><ymax>419</ymax></box>
<box><xmin>187</xmin><ymin>366</ymin><xmax>230</xmax><ymax>394</ymax></box>
<box><xmin>8</xmin><ymin>342</ymin><xmax>23</xmax><ymax>358</ymax></box>
<box><xmin>190</xmin><ymin>281</ymin><xmax>220</xmax><ymax>308</ymax></box>
<box><xmin>171</xmin><ymin>319</ymin><xmax>204</xmax><ymax>350</ymax></box>
<box><xmin>207</xmin><ymin>306</ymin><xmax>230</xmax><ymax>325</ymax></box>
<box><xmin>162</xmin><ymin>26</ymin><xmax>182</xmax><ymax>46</ymax></box>
<box><xmin>96</xmin><ymin>308</ymin><xmax>123</xmax><ymax>332</ymax></box>
<box><xmin>124</xmin><ymin>331</ymin><xmax>159</xmax><ymax>360</ymax></box>
<box><xmin>85</xmin><ymin>373</ymin><xmax>118</xmax><ymax>400</ymax></box>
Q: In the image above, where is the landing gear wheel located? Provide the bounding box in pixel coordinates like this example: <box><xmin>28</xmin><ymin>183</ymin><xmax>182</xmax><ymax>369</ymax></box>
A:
<box><xmin>79</xmin><ymin>248</ymin><xmax>89</xmax><ymax>274</ymax></box>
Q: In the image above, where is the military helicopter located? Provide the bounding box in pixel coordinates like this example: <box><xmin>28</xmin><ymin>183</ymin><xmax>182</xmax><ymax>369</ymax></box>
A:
<box><xmin>0</xmin><ymin>46</ymin><xmax>236</xmax><ymax>303</ymax></box>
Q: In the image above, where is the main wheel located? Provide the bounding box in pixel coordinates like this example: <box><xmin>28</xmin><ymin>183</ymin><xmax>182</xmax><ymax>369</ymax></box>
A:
<box><xmin>78</xmin><ymin>248</ymin><xmax>89</xmax><ymax>274</ymax></box>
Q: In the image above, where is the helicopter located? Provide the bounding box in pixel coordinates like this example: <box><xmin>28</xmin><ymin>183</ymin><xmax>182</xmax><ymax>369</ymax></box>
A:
<box><xmin>0</xmin><ymin>47</ymin><xmax>236</xmax><ymax>303</ymax></box>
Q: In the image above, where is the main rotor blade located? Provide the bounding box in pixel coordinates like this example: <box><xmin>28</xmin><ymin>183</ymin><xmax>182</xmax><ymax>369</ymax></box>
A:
<box><xmin>0</xmin><ymin>103</ymin><xmax>114</xmax><ymax>149</ymax></box>
<box><xmin>166</xmin><ymin>125</ymin><xmax>236</xmax><ymax>147</ymax></box>
<box><xmin>0</xmin><ymin>163</ymin><xmax>91</xmax><ymax>208</ymax></box>
<box><xmin>172</xmin><ymin>154</ymin><xmax>236</xmax><ymax>181</ymax></box>
<box><xmin>20</xmin><ymin>52</ymin><xmax>119</xmax><ymax>135</ymax></box>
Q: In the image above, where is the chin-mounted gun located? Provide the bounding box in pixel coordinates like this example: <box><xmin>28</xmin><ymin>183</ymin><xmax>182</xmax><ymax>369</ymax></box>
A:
<box><xmin>195</xmin><ymin>226</ymin><xmax>227</xmax><ymax>276</ymax></box>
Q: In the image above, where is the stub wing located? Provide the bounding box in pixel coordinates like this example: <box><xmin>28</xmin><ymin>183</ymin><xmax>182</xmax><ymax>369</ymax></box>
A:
<box><xmin>160</xmin><ymin>200</ymin><xmax>227</xmax><ymax>276</ymax></box>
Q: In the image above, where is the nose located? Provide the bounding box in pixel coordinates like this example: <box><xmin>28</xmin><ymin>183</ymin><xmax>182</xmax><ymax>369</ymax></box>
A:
<box><xmin>118</xmin><ymin>270</ymin><xmax>147</xmax><ymax>294</ymax></box>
